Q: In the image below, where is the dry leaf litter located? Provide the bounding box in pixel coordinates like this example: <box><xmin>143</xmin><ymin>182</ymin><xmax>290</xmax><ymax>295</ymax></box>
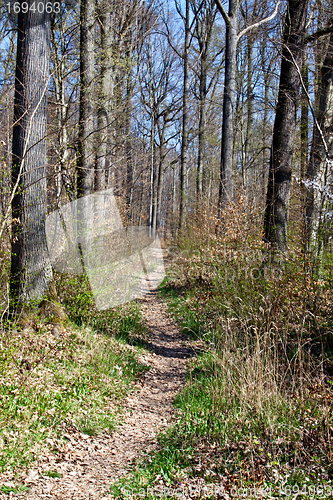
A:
<box><xmin>0</xmin><ymin>291</ymin><xmax>196</xmax><ymax>499</ymax></box>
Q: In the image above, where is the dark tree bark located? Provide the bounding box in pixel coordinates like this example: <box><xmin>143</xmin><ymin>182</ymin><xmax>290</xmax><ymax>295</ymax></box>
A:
<box><xmin>78</xmin><ymin>0</ymin><xmax>95</xmax><ymax>197</ymax></box>
<box><xmin>264</xmin><ymin>0</ymin><xmax>308</xmax><ymax>251</ymax></box>
<box><xmin>10</xmin><ymin>0</ymin><xmax>52</xmax><ymax>306</ymax></box>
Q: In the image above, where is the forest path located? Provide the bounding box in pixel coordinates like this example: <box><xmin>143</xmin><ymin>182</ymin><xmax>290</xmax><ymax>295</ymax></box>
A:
<box><xmin>12</xmin><ymin>291</ymin><xmax>195</xmax><ymax>499</ymax></box>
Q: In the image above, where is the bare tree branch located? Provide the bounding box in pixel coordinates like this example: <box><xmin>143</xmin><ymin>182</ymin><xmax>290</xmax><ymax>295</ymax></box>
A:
<box><xmin>237</xmin><ymin>0</ymin><xmax>280</xmax><ymax>40</ymax></box>
<box><xmin>0</xmin><ymin>76</ymin><xmax>51</xmax><ymax>242</ymax></box>
<box><xmin>284</xmin><ymin>43</ymin><xmax>329</xmax><ymax>157</ymax></box>
<box><xmin>213</xmin><ymin>0</ymin><xmax>229</xmax><ymax>25</ymax></box>
<box><xmin>305</xmin><ymin>25</ymin><xmax>333</xmax><ymax>44</ymax></box>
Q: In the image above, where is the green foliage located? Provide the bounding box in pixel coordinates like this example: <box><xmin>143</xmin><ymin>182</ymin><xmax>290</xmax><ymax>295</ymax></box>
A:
<box><xmin>0</xmin><ymin>319</ymin><xmax>148</xmax><ymax>472</ymax></box>
<box><xmin>43</xmin><ymin>470</ymin><xmax>63</xmax><ymax>478</ymax></box>
<box><xmin>0</xmin><ymin>234</ymin><xmax>151</xmax><ymax>473</ymax></box>
<box><xmin>165</xmin><ymin>292</ymin><xmax>206</xmax><ymax>338</ymax></box>
<box><xmin>55</xmin><ymin>273</ymin><xmax>148</xmax><ymax>345</ymax></box>
<box><xmin>0</xmin><ymin>484</ymin><xmax>30</xmax><ymax>494</ymax></box>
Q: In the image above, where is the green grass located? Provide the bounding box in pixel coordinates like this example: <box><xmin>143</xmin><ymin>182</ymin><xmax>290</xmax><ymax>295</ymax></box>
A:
<box><xmin>0</xmin><ymin>312</ymin><xmax>148</xmax><ymax>473</ymax></box>
<box><xmin>0</xmin><ymin>484</ymin><xmax>30</xmax><ymax>494</ymax></box>
<box><xmin>112</xmin><ymin>351</ymin><xmax>333</xmax><ymax>497</ymax></box>
<box><xmin>56</xmin><ymin>273</ymin><xmax>150</xmax><ymax>346</ymax></box>
<box><xmin>0</xmin><ymin>257</ymin><xmax>151</xmax><ymax>476</ymax></box>
<box><xmin>43</xmin><ymin>470</ymin><xmax>63</xmax><ymax>478</ymax></box>
<box><xmin>110</xmin><ymin>237</ymin><xmax>333</xmax><ymax>498</ymax></box>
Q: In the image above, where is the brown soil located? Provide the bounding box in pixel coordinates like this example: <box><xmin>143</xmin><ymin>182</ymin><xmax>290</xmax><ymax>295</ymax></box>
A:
<box><xmin>2</xmin><ymin>291</ymin><xmax>195</xmax><ymax>499</ymax></box>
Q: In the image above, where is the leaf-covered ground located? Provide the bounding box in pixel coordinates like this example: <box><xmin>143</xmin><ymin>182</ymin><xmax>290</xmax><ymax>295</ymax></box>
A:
<box><xmin>0</xmin><ymin>291</ymin><xmax>197</xmax><ymax>499</ymax></box>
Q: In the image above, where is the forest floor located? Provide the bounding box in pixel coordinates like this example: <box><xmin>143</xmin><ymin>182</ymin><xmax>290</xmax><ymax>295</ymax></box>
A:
<box><xmin>0</xmin><ymin>291</ymin><xmax>195</xmax><ymax>499</ymax></box>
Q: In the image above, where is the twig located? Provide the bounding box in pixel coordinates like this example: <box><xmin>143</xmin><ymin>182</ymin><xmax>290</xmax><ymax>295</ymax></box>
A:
<box><xmin>0</xmin><ymin>71</ymin><xmax>52</xmax><ymax>242</ymax></box>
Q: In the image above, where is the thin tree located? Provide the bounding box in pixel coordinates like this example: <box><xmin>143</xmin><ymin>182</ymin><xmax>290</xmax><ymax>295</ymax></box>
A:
<box><xmin>213</xmin><ymin>0</ymin><xmax>280</xmax><ymax>212</ymax></box>
<box><xmin>179</xmin><ymin>0</ymin><xmax>190</xmax><ymax>231</ymax></box>
<box><xmin>139</xmin><ymin>35</ymin><xmax>179</xmax><ymax>234</ymax></box>
<box><xmin>50</xmin><ymin>10</ymin><xmax>77</xmax><ymax>204</ymax></box>
<box><xmin>191</xmin><ymin>0</ymin><xmax>218</xmax><ymax>200</ymax></box>
<box><xmin>78</xmin><ymin>0</ymin><xmax>95</xmax><ymax>197</ymax></box>
<box><xmin>305</xmin><ymin>26</ymin><xmax>333</xmax><ymax>254</ymax></box>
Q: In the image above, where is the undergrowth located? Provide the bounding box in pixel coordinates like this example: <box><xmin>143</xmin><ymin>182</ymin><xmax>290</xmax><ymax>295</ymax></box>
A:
<box><xmin>0</xmin><ymin>321</ymin><xmax>147</xmax><ymax>474</ymax></box>
<box><xmin>112</xmin><ymin>197</ymin><xmax>333</xmax><ymax>498</ymax></box>
<box><xmin>0</xmin><ymin>268</ymin><xmax>149</xmax><ymax>477</ymax></box>
<box><xmin>55</xmin><ymin>273</ymin><xmax>150</xmax><ymax>346</ymax></box>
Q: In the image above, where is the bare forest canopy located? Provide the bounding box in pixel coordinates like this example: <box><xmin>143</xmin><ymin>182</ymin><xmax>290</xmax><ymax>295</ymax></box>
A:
<box><xmin>0</xmin><ymin>0</ymin><xmax>332</xmax><ymax>307</ymax></box>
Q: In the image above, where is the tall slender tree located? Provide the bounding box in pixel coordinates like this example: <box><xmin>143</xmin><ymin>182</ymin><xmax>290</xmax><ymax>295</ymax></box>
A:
<box><xmin>191</xmin><ymin>0</ymin><xmax>218</xmax><ymax>200</ymax></box>
<box><xmin>213</xmin><ymin>0</ymin><xmax>280</xmax><ymax>213</ymax></box>
<box><xmin>78</xmin><ymin>0</ymin><xmax>95</xmax><ymax>197</ymax></box>
<box><xmin>305</xmin><ymin>26</ymin><xmax>333</xmax><ymax>253</ymax></box>
<box><xmin>179</xmin><ymin>0</ymin><xmax>190</xmax><ymax>231</ymax></box>
<box><xmin>264</xmin><ymin>0</ymin><xmax>308</xmax><ymax>251</ymax></box>
<box><xmin>95</xmin><ymin>1</ymin><xmax>114</xmax><ymax>192</ymax></box>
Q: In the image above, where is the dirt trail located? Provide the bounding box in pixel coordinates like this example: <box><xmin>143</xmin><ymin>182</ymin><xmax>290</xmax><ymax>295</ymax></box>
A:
<box><xmin>7</xmin><ymin>291</ymin><xmax>195</xmax><ymax>499</ymax></box>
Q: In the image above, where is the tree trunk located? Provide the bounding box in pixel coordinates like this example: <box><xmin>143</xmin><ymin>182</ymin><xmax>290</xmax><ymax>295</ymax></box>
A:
<box><xmin>125</xmin><ymin>43</ymin><xmax>133</xmax><ymax>220</ymax></box>
<box><xmin>155</xmin><ymin>121</ymin><xmax>167</xmax><ymax>232</ymax></box>
<box><xmin>194</xmin><ymin>0</ymin><xmax>216</xmax><ymax>200</ymax></box>
<box><xmin>301</xmin><ymin>51</ymin><xmax>309</xmax><ymax>180</ymax></box>
<box><xmin>244</xmin><ymin>33</ymin><xmax>255</xmax><ymax>192</ymax></box>
<box><xmin>261</xmin><ymin>48</ymin><xmax>273</xmax><ymax>207</ymax></box>
<box><xmin>264</xmin><ymin>0</ymin><xmax>308</xmax><ymax>251</ymax></box>
<box><xmin>305</xmin><ymin>29</ymin><xmax>333</xmax><ymax>253</ymax></box>
<box><xmin>78</xmin><ymin>0</ymin><xmax>95</xmax><ymax>197</ymax></box>
<box><xmin>300</xmin><ymin>48</ymin><xmax>309</xmax><ymax>245</ymax></box>
<box><xmin>179</xmin><ymin>0</ymin><xmax>190</xmax><ymax>231</ymax></box>
<box><xmin>11</xmin><ymin>0</ymin><xmax>53</xmax><ymax>306</ymax></box>
<box><xmin>197</xmin><ymin>56</ymin><xmax>207</xmax><ymax>200</ymax></box>
<box><xmin>50</xmin><ymin>17</ymin><xmax>73</xmax><ymax>204</ymax></box>
<box><xmin>172</xmin><ymin>164</ymin><xmax>177</xmax><ymax>236</ymax></box>
<box><xmin>218</xmin><ymin>0</ymin><xmax>238</xmax><ymax>212</ymax></box>
<box><xmin>148</xmin><ymin>87</ymin><xmax>155</xmax><ymax>234</ymax></box>
<box><xmin>95</xmin><ymin>7</ymin><xmax>113</xmax><ymax>192</ymax></box>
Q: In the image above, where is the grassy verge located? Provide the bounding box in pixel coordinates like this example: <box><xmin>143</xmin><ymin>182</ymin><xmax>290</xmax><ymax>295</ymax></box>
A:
<box><xmin>111</xmin><ymin>205</ymin><xmax>333</xmax><ymax>499</ymax></box>
<box><xmin>0</xmin><ymin>274</ymin><xmax>149</xmax><ymax>481</ymax></box>
<box><xmin>55</xmin><ymin>273</ymin><xmax>150</xmax><ymax>347</ymax></box>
